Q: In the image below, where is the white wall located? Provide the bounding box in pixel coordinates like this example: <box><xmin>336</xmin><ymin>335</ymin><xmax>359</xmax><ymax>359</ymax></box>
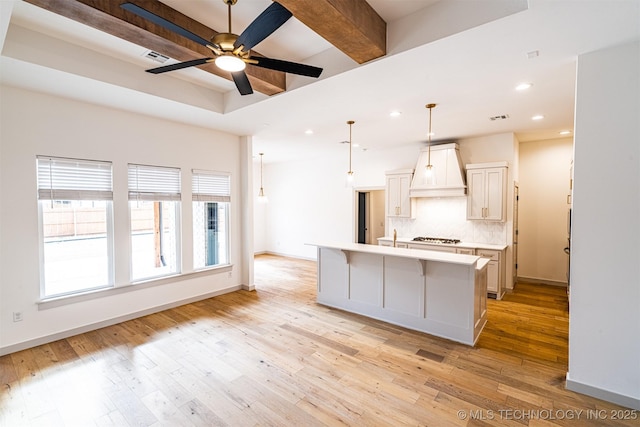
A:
<box><xmin>0</xmin><ymin>86</ymin><xmax>247</xmax><ymax>354</ymax></box>
<box><xmin>263</xmin><ymin>142</ymin><xmax>423</xmax><ymax>259</ymax></box>
<box><xmin>518</xmin><ymin>137</ymin><xmax>573</xmax><ymax>284</ymax></box>
<box><xmin>568</xmin><ymin>41</ymin><xmax>640</xmax><ymax>409</ymax></box>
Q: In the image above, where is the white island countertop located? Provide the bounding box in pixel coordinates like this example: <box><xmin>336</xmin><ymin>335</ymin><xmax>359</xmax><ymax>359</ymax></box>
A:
<box><xmin>308</xmin><ymin>241</ymin><xmax>481</xmax><ymax>265</ymax></box>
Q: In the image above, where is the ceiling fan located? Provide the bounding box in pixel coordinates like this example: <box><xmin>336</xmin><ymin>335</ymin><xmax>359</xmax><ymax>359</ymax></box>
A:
<box><xmin>120</xmin><ymin>0</ymin><xmax>323</xmax><ymax>95</ymax></box>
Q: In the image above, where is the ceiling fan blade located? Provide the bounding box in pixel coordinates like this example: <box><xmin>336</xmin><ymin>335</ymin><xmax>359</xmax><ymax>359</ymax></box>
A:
<box><xmin>232</xmin><ymin>71</ymin><xmax>254</xmax><ymax>95</ymax></box>
<box><xmin>253</xmin><ymin>57</ymin><xmax>323</xmax><ymax>78</ymax></box>
<box><xmin>121</xmin><ymin>2</ymin><xmax>211</xmax><ymax>47</ymax></box>
<box><xmin>146</xmin><ymin>58</ymin><xmax>212</xmax><ymax>74</ymax></box>
<box><xmin>234</xmin><ymin>2</ymin><xmax>292</xmax><ymax>51</ymax></box>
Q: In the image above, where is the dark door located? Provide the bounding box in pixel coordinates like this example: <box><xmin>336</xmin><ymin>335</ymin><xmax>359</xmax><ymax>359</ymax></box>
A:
<box><xmin>357</xmin><ymin>192</ymin><xmax>367</xmax><ymax>243</ymax></box>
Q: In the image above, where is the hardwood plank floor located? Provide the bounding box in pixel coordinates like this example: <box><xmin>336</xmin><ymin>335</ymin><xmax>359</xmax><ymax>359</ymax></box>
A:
<box><xmin>1</xmin><ymin>254</ymin><xmax>638</xmax><ymax>426</ymax></box>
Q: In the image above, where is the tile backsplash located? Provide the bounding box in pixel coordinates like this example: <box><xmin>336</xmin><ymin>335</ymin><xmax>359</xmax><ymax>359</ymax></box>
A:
<box><xmin>388</xmin><ymin>197</ymin><xmax>508</xmax><ymax>244</ymax></box>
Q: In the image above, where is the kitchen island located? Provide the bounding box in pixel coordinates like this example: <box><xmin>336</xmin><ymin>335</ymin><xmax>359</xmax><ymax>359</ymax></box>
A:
<box><xmin>309</xmin><ymin>242</ymin><xmax>489</xmax><ymax>346</ymax></box>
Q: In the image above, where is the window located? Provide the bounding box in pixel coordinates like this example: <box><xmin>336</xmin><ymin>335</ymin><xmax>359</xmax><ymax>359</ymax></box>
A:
<box><xmin>192</xmin><ymin>170</ymin><xmax>230</xmax><ymax>269</ymax></box>
<box><xmin>37</xmin><ymin>156</ymin><xmax>114</xmax><ymax>298</ymax></box>
<box><xmin>128</xmin><ymin>164</ymin><xmax>181</xmax><ymax>281</ymax></box>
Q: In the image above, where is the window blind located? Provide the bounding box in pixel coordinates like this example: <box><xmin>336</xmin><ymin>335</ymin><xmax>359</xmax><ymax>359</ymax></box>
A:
<box><xmin>128</xmin><ymin>164</ymin><xmax>181</xmax><ymax>201</ymax></box>
<box><xmin>37</xmin><ymin>156</ymin><xmax>113</xmax><ymax>200</ymax></box>
<box><xmin>192</xmin><ymin>169</ymin><xmax>231</xmax><ymax>202</ymax></box>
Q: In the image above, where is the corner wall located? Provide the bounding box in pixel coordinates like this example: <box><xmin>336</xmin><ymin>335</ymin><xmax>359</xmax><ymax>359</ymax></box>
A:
<box><xmin>518</xmin><ymin>137</ymin><xmax>573</xmax><ymax>284</ymax></box>
<box><xmin>568</xmin><ymin>41</ymin><xmax>640</xmax><ymax>409</ymax></box>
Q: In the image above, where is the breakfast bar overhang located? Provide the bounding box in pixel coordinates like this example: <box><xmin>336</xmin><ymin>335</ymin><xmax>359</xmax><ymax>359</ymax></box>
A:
<box><xmin>309</xmin><ymin>242</ymin><xmax>490</xmax><ymax>346</ymax></box>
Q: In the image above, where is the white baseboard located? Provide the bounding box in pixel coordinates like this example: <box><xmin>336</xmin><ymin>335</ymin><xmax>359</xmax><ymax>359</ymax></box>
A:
<box><xmin>517</xmin><ymin>276</ymin><xmax>568</xmax><ymax>287</ymax></box>
<box><xmin>259</xmin><ymin>250</ymin><xmax>317</xmax><ymax>262</ymax></box>
<box><xmin>566</xmin><ymin>372</ymin><xmax>640</xmax><ymax>410</ymax></box>
<box><xmin>0</xmin><ymin>285</ymin><xmax>241</xmax><ymax>357</ymax></box>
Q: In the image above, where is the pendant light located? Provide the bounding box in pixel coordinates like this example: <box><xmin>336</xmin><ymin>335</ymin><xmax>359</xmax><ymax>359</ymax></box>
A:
<box><xmin>257</xmin><ymin>152</ymin><xmax>268</xmax><ymax>203</ymax></box>
<box><xmin>346</xmin><ymin>120</ymin><xmax>355</xmax><ymax>186</ymax></box>
<box><xmin>425</xmin><ymin>103</ymin><xmax>437</xmax><ymax>185</ymax></box>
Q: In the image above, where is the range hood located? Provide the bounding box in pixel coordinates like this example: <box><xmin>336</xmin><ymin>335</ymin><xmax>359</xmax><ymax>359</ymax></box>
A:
<box><xmin>409</xmin><ymin>143</ymin><xmax>467</xmax><ymax>197</ymax></box>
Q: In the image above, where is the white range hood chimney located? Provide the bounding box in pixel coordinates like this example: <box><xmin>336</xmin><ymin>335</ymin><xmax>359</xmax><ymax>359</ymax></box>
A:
<box><xmin>409</xmin><ymin>143</ymin><xmax>467</xmax><ymax>197</ymax></box>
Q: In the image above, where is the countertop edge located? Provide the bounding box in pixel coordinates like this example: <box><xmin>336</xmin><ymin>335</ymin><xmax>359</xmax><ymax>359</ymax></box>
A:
<box><xmin>307</xmin><ymin>242</ymin><xmax>480</xmax><ymax>266</ymax></box>
<box><xmin>377</xmin><ymin>237</ymin><xmax>508</xmax><ymax>251</ymax></box>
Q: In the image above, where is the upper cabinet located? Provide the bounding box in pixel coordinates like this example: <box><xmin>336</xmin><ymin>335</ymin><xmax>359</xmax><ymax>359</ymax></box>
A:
<box><xmin>386</xmin><ymin>169</ymin><xmax>415</xmax><ymax>218</ymax></box>
<box><xmin>466</xmin><ymin>162</ymin><xmax>508</xmax><ymax>221</ymax></box>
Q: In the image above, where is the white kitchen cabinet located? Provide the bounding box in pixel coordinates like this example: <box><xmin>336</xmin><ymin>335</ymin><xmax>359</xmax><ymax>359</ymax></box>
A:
<box><xmin>386</xmin><ymin>169</ymin><xmax>414</xmax><ymax>218</ymax></box>
<box><xmin>379</xmin><ymin>240</ymin><xmax>408</xmax><ymax>248</ymax></box>
<box><xmin>466</xmin><ymin>162</ymin><xmax>508</xmax><ymax>221</ymax></box>
<box><xmin>456</xmin><ymin>248</ymin><xmax>475</xmax><ymax>255</ymax></box>
<box><xmin>476</xmin><ymin>249</ymin><xmax>504</xmax><ymax>299</ymax></box>
<box><xmin>407</xmin><ymin>243</ymin><xmax>457</xmax><ymax>253</ymax></box>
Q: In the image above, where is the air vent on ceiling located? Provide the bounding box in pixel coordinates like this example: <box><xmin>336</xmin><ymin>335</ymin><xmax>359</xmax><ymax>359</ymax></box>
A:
<box><xmin>489</xmin><ymin>114</ymin><xmax>510</xmax><ymax>121</ymax></box>
<box><xmin>143</xmin><ymin>50</ymin><xmax>171</xmax><ymax>64</ymax></box>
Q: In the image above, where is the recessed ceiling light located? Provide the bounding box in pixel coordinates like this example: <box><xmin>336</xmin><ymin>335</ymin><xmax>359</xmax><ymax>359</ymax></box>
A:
<box><xmin>353</xmin><ymin>143</ymin><xmax>360</xmax><ymax>148</ymax></box>
<box><xmin>390</xmin><ymin>111</ymin><xmax>401</xmax><ymax>117</ymax></box>
<box><xmin>305</xmin><ymin>129</ymin><xmax>313</xmax><ymax>135</ymax></box>
<box><xmin>532</xmin><ymin>115</ymin><xmax>544</xmax><ymax>121</ymax></box>
<box><xmin>559</xmin><ymin>130</ymin><xmax>572</xmax><ymax>135</ymax></box>
<box><xmin>515</xmin><ymin>82</ymin><xmax>533</xmax><ymax>91</ymax></box>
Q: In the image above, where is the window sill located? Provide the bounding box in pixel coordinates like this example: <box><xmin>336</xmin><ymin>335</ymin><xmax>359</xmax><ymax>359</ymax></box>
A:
<box><xmin>38</xmin><ymin>264</ymin><xmax>233</xmax><ymax>310</ymax></box>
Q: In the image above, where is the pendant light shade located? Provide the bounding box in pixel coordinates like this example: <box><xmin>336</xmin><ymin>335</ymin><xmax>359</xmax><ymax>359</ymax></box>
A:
<box><xmin>425</xmin><ymin>103</ymin><xmax>437</xmax><ymax>185</ymax></box>
<box><xmin>257</xmin><ymin>153</ymin><xmax>268</xmax><ymax>203</ymax></box>
<box><xmin>346</xmin><ymin>120</ymin><xmax>355</xmax><ymax>187</ymax></box>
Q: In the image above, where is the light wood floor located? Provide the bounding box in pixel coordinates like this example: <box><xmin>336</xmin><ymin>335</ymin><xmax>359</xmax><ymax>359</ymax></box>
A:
<box><xmin>1</xmin><ymin>254</ymin><xmax>637</xmax><ymax>426</ymax></box>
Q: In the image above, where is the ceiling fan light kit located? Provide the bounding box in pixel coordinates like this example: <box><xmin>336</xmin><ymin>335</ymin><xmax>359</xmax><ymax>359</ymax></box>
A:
<box><xmin>215</xmin><ymin>54</ymin><xmax>246</xmax><ymax>72</ymax></box>
<box><xmin>120</xmin><ymin>0</ymin><xmax>323</xmax><ymax>95</ymax></box>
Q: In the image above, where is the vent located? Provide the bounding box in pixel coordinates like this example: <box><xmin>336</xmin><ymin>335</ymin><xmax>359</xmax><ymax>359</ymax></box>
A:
<box><xmin>489</xmin><ymin>114</ymin><xmax>510</xmax><ymax>121</ymax></box>
<box><xmin>143</xmin><ymin>50</ymin><xmax>171</xmax><ymax>64</ymax></box>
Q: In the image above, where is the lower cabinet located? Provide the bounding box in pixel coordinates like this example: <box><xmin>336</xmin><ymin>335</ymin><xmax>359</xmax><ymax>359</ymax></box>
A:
<box><xmin>407</xmin><ymin>244</ymin><xmax>457</xmax><ymax>253</ymax></box>
<box><xmin>476</xmin><ymin>249</ymin><xmax>504</xmax><ymax>299</ymax></box>
<box><xmin>456</xmin><ymin>248</ymin><xmax>475</xmax><ymax>255</ymax></box>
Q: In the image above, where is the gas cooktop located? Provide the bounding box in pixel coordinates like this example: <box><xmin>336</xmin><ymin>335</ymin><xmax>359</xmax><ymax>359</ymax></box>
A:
<box><xmin>412</xmin><ymin>236</ymin><xmax>461</xmax><ymax>244</ymax></box>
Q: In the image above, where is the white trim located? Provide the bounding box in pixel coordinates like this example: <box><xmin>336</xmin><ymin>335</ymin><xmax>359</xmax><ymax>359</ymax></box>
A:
<box><xmin>1</xmin><ymin>284</ymin><xmax>240</xmax><ymax>357</ymax></box>
<box><xmin>517</xmin><ymin>276</ymin><xmax>567</xmax><ymax>287</ymax></box>
<box><xmin>39</xmin><ymin>263</ymin><xmax>231</xmax><ymax>309</ymax></box>
<box><xmin>566</xmin><ymin>373</ymin><xmax>640</xmax><ymax>410</ymax></box>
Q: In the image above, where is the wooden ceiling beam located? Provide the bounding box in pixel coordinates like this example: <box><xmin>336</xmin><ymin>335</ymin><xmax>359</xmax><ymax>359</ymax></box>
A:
<box><xmin>275</xmin><ymin>0</ymin><xmax>386</xmax><ymax>64</ymax></box>
<box><xmin>23</xmin><ymin>0</ymin><xmax>286</xmax><ymax>95</ymax></box>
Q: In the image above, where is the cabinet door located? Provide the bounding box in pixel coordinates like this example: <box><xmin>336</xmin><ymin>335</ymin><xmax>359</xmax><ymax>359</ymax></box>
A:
<box><xmin>466</xmin><ymin>169</ymin><xmax>486</xmax><ymax>219</ymax></box>
<box><xmin>485</xmin><ymin>260</ymin><xmax>499</xmax><ymax>293</ymax></box>
<box><xmin>485</xmin><ymin>168</ymin><xmax>505</xmax><ymax>221</ymax></box>
<box><xmin>386</xmin><ymin>173</ymin><xmax>413</xmax><ymax>218</ymax></box>
<box><xmin>398</xmin><ymin>175</ymin><xmax>412</xmax><ymax>217</ymax></box>
<box><xmin>456</xmin><ymin>248</ymin><xmax>475</xmax><ymax>255</ymax></box>
<box><xmin>386</xmin><ymin>175</ymin><xmax>400</xmax><ymax>217</ymax></box>
<box><xmin>466</xmin><ymin>167</ymin><xmax>506</xmax><ymax>221</ymax></box>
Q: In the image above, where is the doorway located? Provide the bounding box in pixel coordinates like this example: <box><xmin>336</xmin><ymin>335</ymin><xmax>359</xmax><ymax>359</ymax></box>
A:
<box><xmin>354</xmin><ymin>188</ymin><xmax>385</xmax><ymax>244</ymax></box>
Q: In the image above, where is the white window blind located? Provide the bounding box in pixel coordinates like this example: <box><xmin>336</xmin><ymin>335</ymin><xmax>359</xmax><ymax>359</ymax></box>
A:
<box><xmin>128</xmin><ymin>164</ymin><xmax>181</xmax><ymax>201</ymax></box>
<box><xmin>37</xmin><ymin>156</ymin><xmax>113</xmax><ymax>200</ymax></box>
<box><xmin>192</xmin><ymin>169</ymin><xmax>231</xmax><ymax>202</ymax></box>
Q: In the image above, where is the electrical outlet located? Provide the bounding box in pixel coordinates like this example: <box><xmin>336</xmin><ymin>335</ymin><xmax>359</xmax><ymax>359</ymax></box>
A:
<box><xmin>228</xmin><ymin>271</ymin><xmax>232</xmax><ymax>278</ymax></box>
<box><xmin>12</xmin><ymin>312</ymin><xmax>23</xmax><ymax>322</ymax></box>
